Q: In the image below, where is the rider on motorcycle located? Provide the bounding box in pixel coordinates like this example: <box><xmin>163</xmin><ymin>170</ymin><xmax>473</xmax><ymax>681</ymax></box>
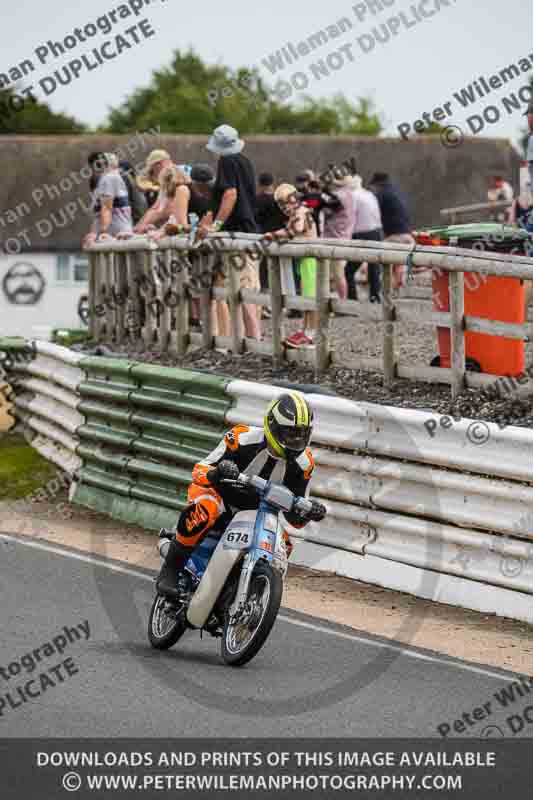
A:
<box><xmin>157</xmin><ymin>391</ymin><xmax>327</xmax><ymax>598</ymax></box>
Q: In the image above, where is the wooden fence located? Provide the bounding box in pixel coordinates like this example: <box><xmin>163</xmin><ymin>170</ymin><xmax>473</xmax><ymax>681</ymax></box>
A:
<box><xmin>440</xmin><ymin>200</ymin><xmax>512</xmax><ymax>225</ymax></box>
<box><xmin>88</xmin><ymin>233</ymin><xmax>533</xmax><ymax>399</ymax></box>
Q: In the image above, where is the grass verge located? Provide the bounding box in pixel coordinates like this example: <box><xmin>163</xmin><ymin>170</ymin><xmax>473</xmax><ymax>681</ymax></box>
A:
<box><xmin>0</xmin><ymin>434</ymin><xmax>58</xmax><ymax>501</ymax></box>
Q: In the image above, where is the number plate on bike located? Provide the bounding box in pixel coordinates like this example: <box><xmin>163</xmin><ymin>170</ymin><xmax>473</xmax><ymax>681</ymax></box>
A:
<box><xmin>223</xmin><ymin>523</ymin><xmax>252</xmax><ymax>550</ymax></box>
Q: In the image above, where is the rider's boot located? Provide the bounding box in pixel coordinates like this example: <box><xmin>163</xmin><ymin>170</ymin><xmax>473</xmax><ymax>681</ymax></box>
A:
<box><xmin>156</xmin><ymin>538</ymin><xmax>190</xmax><ymax>599</ymax></box>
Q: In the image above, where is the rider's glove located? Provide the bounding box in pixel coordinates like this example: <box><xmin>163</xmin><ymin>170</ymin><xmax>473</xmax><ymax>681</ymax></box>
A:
<box><xmin>306</xmin><ymin>500</ymin><xmax>327</xmax><ymax>522</ymax></box>
<box><xmin>207</xmin><ymin>460</ymin><xmax>240</xmax><ymax>487</ymax></box>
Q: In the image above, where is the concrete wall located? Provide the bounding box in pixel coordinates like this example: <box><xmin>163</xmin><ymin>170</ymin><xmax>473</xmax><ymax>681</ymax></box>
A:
<box><xmin>0</xmin><ymin>134</ymin><xmax>521</xmax><ymax>253</ymax></box>
<box><xmin>0</xmin><ymin>252</ymin><xmax>88</xmax><ymax>338</ymax></box>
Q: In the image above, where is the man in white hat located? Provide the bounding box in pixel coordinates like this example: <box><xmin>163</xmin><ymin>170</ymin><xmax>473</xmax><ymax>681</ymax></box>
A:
<box><xmin>133</xmin><ymin>149</ymin><xmax>173</xmax><ymax>233</ymax></box>
<box><xmin>198</xmin><ymin>125</ymin><xmax>261</xmax><ymax>340</ymax></box>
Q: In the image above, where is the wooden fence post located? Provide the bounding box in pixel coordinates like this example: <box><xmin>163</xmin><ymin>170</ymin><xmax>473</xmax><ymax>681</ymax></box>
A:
<box><xmin>158</xmin><ymin>249</ymin><xmax>172</xmax><ymax>353</ymax></box>
<box><xmin>176</xmin><ymin>249</ymin><xmax>189</xmax><ymax>360</ymax></box>
<box><xmin>141</xmin><ymin>250</ymin><xmax>157</xmax><ymax>349</ymax></box>
<box><xmin>227</xmin><ymin>253</ymin><xmax>244</xmax><ymax>353</ymax></box>
<box><xmin>199</xmin><ymin>252</ymin><xmax>214</xmax><ymax>350</ymax></box>
<box><xmin>88</xmin><ymin>251</ymin><xmax>96</xmax><ymax>340</ymax></box>
<box><xmin>382</xmin><ymin>262</ymin><xmax>396</xmax><ymax>386</ymax></box>
<box><xmin>114</xmin><ymin>251</ymin><xmax>127</xmax><ymax>345</ymax></box>
<box><xmin>315</xmin><ymin>258</ymin><xmax>331</xmax><ymax>375</ymax></box>
<box><xmin>268</xmin><ymin>255</ymin><xmax>283</xmax><ymax>369</ymax></box>
<box><xmin>125</xmin><ymin>251</ymin><xmax>142</xmax><ymax>343</ymax></box>
<box><xmin>449</xmin><ymin>270</ymin><xmax>465</xmax><ymax>399</ymax></box>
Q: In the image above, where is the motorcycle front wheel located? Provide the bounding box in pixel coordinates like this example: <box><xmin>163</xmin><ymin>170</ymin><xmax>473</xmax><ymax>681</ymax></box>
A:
<box><xmin>148</xmin><ymin>593</ymin><xmax>187</xmax><ymax>650</ymax></box>
<box><xmin>221</xmin><ymin>561</ymin><xmax>283</xmax><ymax>667</ymax></box>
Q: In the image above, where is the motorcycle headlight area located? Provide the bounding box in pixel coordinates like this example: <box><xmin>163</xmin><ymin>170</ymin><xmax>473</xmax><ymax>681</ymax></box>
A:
<box><xmin>263</xmin><ymin>483</ymin><xmax>294</xmax><ymax>512</ymax></box>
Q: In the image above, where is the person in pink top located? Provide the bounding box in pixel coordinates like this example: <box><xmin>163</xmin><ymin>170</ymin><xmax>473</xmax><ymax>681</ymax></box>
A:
<box><xmin>321</xmin><ymin>171</ymin><xmax>357</xmax><ymax>300</ymax></box>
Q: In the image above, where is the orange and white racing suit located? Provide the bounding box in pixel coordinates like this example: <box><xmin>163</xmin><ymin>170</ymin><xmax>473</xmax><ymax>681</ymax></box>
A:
<box><xmin>174</xmin><ymin>424</ymin><xmax>315</xmax><ymax>560</ymax></box>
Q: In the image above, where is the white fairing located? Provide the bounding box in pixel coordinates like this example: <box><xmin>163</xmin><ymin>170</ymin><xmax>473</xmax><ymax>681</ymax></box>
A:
<box><xmin>186</xmin><ymin>511</ymin><xmax>256</xmax><ymax>628</ymax></box>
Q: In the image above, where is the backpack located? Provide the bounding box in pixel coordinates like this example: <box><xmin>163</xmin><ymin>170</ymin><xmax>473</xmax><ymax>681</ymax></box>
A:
<box><xmin>119</xmin><ymin>167</ymin><xmax>148</xmax><ymax>224</ymax></box>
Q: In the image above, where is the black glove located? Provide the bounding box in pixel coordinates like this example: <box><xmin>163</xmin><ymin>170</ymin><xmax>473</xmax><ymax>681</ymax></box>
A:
<box><xmin>307</xmin><ymin>500</ymin><xmax>327</xmax><ymax>522</ymax></box>
<box><xmin>207</xmin><ymin>460</ymin><xmax>240</xmax><ymax>486</ymax></box>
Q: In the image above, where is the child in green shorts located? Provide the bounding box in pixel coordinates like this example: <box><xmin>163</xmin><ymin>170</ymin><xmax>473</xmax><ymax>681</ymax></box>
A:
<box><xmin>264</xmin><ymin>183</ymin><xmax>319</xmax><ymax>348</ymax></box>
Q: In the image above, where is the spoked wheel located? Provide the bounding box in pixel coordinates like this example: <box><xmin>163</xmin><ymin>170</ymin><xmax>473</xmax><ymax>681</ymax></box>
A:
<box><xmin>221</xmin><ymin>561</ymin><xmax>283</xmax><ymax>667</ymax></box>
<box><xmin>148</xmin><ymin>593</ymin><xmax>187</xmax><ymax>650</ymax></box>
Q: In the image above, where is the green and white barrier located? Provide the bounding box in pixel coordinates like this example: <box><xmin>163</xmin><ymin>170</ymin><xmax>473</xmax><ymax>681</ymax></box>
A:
<box><xmin>2</xmin><ymin>338</ymin><xmax>533</xmax><ymax>624</ymax></box>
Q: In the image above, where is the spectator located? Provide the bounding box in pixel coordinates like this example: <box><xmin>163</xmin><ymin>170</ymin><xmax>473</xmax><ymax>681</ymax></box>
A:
<box><xmin>150</xmin><ymin>166</ymin><xmax>192</xmax><ymax>239</ymax></box>
<box><xmin>83</xmin><ymin>152</ymin><xmax>132</xmax><ymax>248</ymax></box>
<box><xmin>296</xmin><ymin>171</ymin><xmax>326</xmax><ymax>235</ymax></box>
<box><xmin>255</xmin><ymin>172</ymin><xmax>285</xmax><ymax>234</ymax></box>
<box><xmin>198</xmin><ymin>124</ymin><xmax>261</xmax><ymax>342</ymax></box>
<box><xmin>136</xmin><ymin>174</ymin><xmax>160</xmax><ymax>209</ymax></box>
<box><xmin>189</xmin><ymin>163</ymin><xmax>215</xmax><ymax>218</ymax></box>
<box><xmin>510</xmin><ymin>181</ymin><xmax>533</xmax><ymax>232</ymax></box>
<box><xmin>487</xmin><ymin>175</ymin><xmax>514</xmax><ymax>223</ymax></box>
<box><xmin>370</xmin><ymin>172</ymin><xmax>414</xmax><ymax>291</ymax></box>
<box><xmin>527</xmin><ymin>103</ymin><xmax>533</xmax><ymax>190</ymax></box>
<box><xmin>322</xmin><ymin>170</ymin><xmax>357</xmax><ymax>300</ymax></box>
<box><xmin>118</xmin><ymin>159</ymin><xmax>147</xmax><ymax>225</ymax></box>
<box><xmin>345</xmin><ymin>175</ymin><xmax>383</xmax><ymax>303</ymax></box>
<box><xmin>255</xmin><ymin>172</ymin><xmax>285</xmax><ymax>301</ymax></box>
<box><xmin>134</xmin><ymin>149</ymin><xmax>174</xmax><ymax>233</ymax></box>
<box><xmin>265</xmin><ymin>183</ymin><xmax>319</xmax><ymax>349</ymax></box>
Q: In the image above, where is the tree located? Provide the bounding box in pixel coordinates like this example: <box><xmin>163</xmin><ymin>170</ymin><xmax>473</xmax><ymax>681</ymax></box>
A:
<box><xmin>0</xmin><ymin>87</ymin><xmax>85</xmax><ymax>134</ymax></box>
<box><xmin>102</xmin><ymin>49</ymin><xmax>383</xmax><ymax>137</ymax></box>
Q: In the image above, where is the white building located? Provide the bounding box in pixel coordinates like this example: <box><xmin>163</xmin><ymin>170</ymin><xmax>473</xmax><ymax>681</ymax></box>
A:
<box><xmin>0</xmin><ymin>252</ymin><xmax>88</xmax><ymax>339</ymax></box>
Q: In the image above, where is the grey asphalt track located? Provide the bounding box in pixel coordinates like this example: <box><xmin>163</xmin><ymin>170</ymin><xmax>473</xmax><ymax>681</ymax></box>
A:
<box><xmin>0</xmin><ymin>533</ymin><xmax>530</xmax><ymax>738</ymax></box>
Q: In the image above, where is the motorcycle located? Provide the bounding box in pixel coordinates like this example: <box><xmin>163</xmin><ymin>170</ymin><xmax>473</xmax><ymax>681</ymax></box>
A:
<box><xmin>148</xmin><ymin>472</ymin><xmax>314</xmax><ymax>666</ymax></box>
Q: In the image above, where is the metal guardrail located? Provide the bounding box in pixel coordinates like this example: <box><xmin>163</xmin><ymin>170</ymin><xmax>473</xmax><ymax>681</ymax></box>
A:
<box><xmin>2</xmin><ymin>340</ymin><xmax>533</xmax><ymax>622</ymax></box>
<box><xmin>88</xmin><ymin>233</ymin><xmax>533</xmax><ymax>400</ymax></box>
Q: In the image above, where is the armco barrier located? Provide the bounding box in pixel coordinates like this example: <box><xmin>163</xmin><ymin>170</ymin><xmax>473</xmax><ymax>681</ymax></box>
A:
<box><xmin>2</xmin><ymin>340</ymin><xmax>533</xmax><ymax>623</ymax></box>
<box><xmin>74</xmin><ymin>359</ymin><xmax>231</xmax><ymax>529</ymax></box>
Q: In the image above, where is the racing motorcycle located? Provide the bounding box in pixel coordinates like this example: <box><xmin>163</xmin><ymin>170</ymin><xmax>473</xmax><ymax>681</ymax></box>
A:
<box><xmin>148</xmin><ymin>472</ymin><xmax>315</xmax><ymax>666</ymax></box>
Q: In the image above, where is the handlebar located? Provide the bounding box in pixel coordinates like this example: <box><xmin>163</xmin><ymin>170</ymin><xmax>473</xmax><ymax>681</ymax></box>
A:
<box><xmin>220</xmin><ymin>472</ymin><xmax>314</xmax><ymax>517</ymax></box>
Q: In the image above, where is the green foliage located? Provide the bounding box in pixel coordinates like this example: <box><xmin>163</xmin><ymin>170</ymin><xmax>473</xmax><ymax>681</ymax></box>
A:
<box><xmin>103</xmin><ymin>49</ymin><xmax>383</xmax><ymax>137</ymax></box>
<box><xmin>0</xmin><ymin>87</ymin><xmax>85</xmax><ymax>135</ymax></box>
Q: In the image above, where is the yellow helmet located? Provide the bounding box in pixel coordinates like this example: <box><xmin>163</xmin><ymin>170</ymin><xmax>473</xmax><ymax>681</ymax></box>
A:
<box><xmin>264</xmin><ymin>391</ymin><xmax>313</xmax><ymax>458</ymax></box>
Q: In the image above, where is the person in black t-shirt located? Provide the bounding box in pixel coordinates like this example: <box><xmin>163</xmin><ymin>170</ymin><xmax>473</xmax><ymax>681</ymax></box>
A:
<box><xmin>200</xmin><ymin>125</ymin><xmax>258</xmax><ymax>235</ymax></box>
<box><xmin>254</xmin><ymin>172</ymin><xmax>285</xmax><ymax>299</ymax></box>
<box><xmin>197</xmin><ymin>125</ymin><xmax>261</xmax><ymax>341</ymax></box>
<box><xmin>189</xmin><ymin>163</ymin><xmax>214</xmax><ymax>218</ymax></box>
<box><xmin>255</xmin><ymin>172</ymin><xmax>285</xmax><ymax>234</ymax></box>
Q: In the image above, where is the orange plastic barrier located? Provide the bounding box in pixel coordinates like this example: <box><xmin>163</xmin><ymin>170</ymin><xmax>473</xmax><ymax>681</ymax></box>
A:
<box><xmin>433</xmin><ymin>271</ymin><xmax>525</xmax><ymax>376</ymax></box>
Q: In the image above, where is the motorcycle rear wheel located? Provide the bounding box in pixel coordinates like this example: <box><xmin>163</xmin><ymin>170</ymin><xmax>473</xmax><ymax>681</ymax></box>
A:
<box><xmin>148</xmin><ymin>593</ymin><xmax>187</xmax><ymax>650</ymax></box>
<box><xmin>221</xmin><ymin>561</ymin><xmax>283</xmax><ymax>667</ymax></box>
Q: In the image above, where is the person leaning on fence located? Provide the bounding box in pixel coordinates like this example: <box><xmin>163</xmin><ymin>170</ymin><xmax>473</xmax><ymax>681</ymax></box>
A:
<box><xmin>149</xmin><ymin>165</ymin><xmax>192</xmax><ymax>241</ymax></box>
<box><xmin>255</xmin><ymin>172</ymin><xmax>286</xmax><ymax>307</ymax></box>
<box><xmin>133</xmin><ymin>149</ymin><xmax>174</xmax><ymax>234</ymax></box>
<box><xmin>321</xmin><ymin>170</ymin><xmax>356</xmax><ymax>302</ymax></box>
<box><xmin>370</xmin><ymin>172</ymin><xmax>414</xmax><ymax>292</ymax></box>
<box><xmin>82</xmin><ymin>152</ymin><xmax>133</xmax><ymax>249</ymax></box>
<box><xmin>264</xmin><ymin>183</ymin><xmax>319</xmax><ymax>349</ymax></box>
<box><xmin>197</xmin><ymin>124</ymin><xmax>262</xmax><ymax>342</ymax></box>
<box><xmin>345</xmin><ymin>174</ymin><xmax>384</xmax><ymax>304</ymax></box>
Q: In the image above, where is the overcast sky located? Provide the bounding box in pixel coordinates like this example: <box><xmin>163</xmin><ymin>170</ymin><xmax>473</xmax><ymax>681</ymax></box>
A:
<box><xmin>2</xmin><ymin>0</ymin><xmax>531</xmax><ymax>152</ymax></box>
